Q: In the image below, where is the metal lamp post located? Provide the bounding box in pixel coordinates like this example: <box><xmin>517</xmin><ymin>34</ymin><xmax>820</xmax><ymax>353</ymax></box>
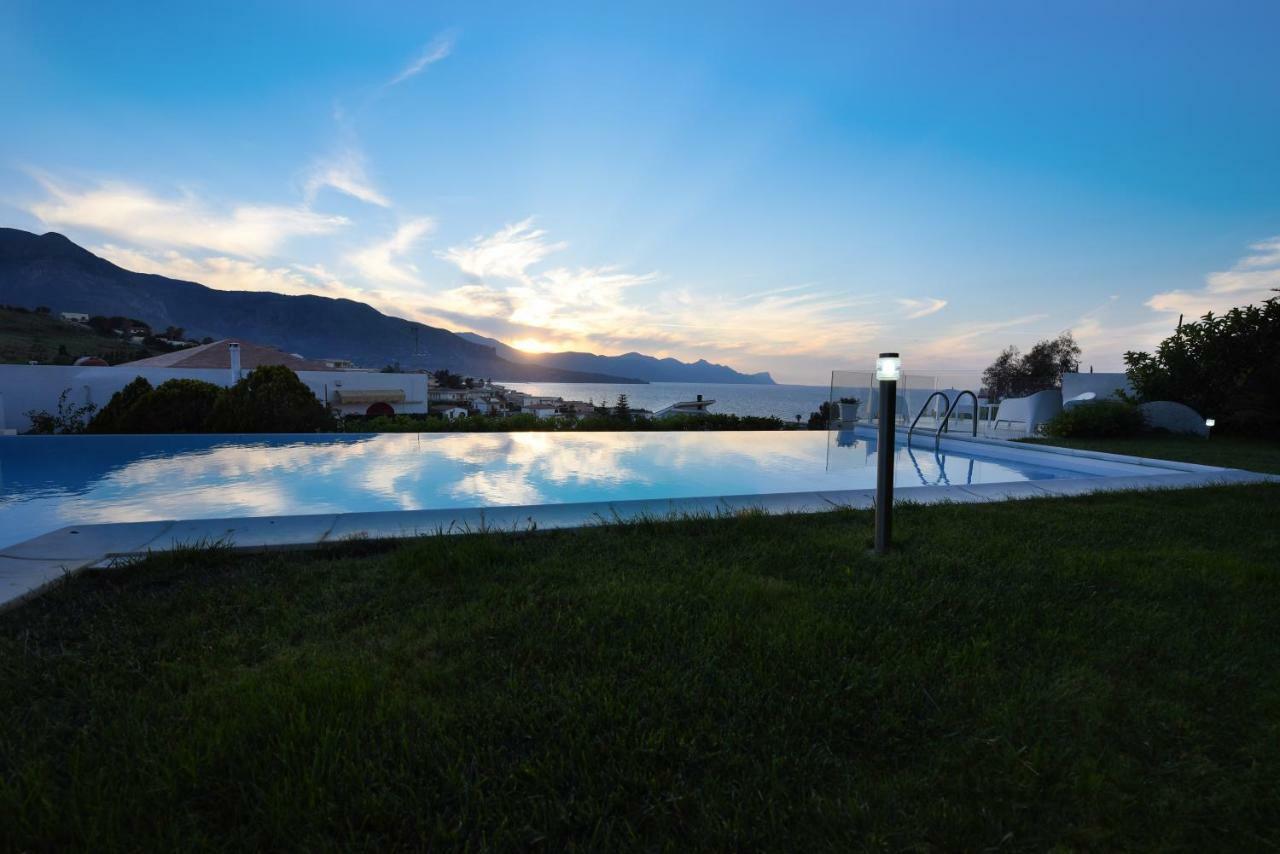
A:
<box><xmin>874</xmin><ymin>352</ymin><xmax>901</xmax><ymax>555</ymax></box>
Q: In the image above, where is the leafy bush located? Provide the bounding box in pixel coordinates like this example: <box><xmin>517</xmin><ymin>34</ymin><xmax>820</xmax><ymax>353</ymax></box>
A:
<box><xmin>207</xmin><ymin>365</ymin><xmax>332</xmax><ymax>433</ymax></box>
<box><xmin>24</xmin><ymin>388</ymin><xmax>97</xmax><ymax>434</ymax></box>
<box><xmin>87</xmin><ymin>377</ymin><xmax>153</xmax><ymax>432</ymax></box>
<box><xmin>89</xmin><ymin>377</ymin><xmax>222</xmax><ymax>433</ymax></box>
<box><xmin>133</xmin><ymin>379</ymin><xmax>223</xmax><ymax>432</ymax></box>
<box><xmin>1125</xmin><ymin>296</ymin><xmax>1279</xmax><ymax>435</ymax></box>
<box><xmin>89</xmin><ymin>368</ymin><xmax>329</xmax><ymax>433</ymax></box>
<box><xmin>1041</xmin><ymin>401</ymin><xmax>1147</xmax><ymax>438</ymax></box>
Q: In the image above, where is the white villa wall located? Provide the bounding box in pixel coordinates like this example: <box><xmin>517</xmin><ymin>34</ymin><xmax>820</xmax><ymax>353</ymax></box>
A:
<box><xmin>0</xmin><ymin>364</ymin><xmax>429</xmax><ymax>431</ymax></box>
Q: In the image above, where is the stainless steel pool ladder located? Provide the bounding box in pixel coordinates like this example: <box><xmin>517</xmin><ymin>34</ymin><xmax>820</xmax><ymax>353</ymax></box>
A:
<box><xmin>907</xmin><ymin>390</ymin><xmax>980</xmax><ymax>450</ymax></box>
<box><xmin>907</xmin><ymin>391</ymin><xmax>950</xmax><ymax>449</ymax></box>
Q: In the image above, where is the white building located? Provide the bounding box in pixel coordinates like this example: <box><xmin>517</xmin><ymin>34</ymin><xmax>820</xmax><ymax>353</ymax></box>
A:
<box><xmin>429</xmin><ymin>405</ymin><xmax>469</xmax><ymax>421</ymax></box>
<box><xmin>654</xmin><ymin>394</ymin><xmax>715</xmax><ymax>418</ymax></box>
<box><xmin>0</xmin><ymin>340</ymin><xmax>430</xmax><ymax>431</ymax></box>
<box><xmin>59</xmin><ymin>312</ymin><xmax>89</xmax><ymax>324</ymax></box>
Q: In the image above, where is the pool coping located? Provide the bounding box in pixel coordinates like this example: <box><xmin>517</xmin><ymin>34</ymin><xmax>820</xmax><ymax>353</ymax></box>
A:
<box><xmin>2</xmin><ymin>433</ymin><xmax>1276</xmax><ymax>612</ymax></box>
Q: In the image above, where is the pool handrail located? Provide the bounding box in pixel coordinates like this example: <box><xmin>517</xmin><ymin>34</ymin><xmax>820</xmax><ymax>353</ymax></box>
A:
<box><xmin>906</xmin><ymin>391</ymin><xmax>951</xmax><ymax>448</ymax></box>
<box><xmin>936</xmin><ymin>390</ymin><xmax>979</xmax><ymax>450</ymax></box>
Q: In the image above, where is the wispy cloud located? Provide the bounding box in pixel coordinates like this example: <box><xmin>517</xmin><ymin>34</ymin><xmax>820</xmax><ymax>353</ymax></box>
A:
<box><xmin>915</xmin><ymin>313</ymin><xmax>1049</xmax><ymax>363</ymax></box>
<box><xmin>427</xmin><ymin>219</ymin><xmax>884</xmax><ymax>360</ymax></box>
<box><xmin>28</xmin><ymin>173</ymin><xmax>347</xmax><ymax>257</ymax></box>
<box><xmin>897</xmin><ymin>297</ymin><xmax>947</xmax><ymax>319</ymax></box>
<box><xmin>346</xmin><ymin>218</ymin><xmax>436</xmax><ymax>288</ymax></box>
<box><xmin>1147</xmin><ymin>235</ymin><xmax>1280</xmax><ymax>317</ymax></box>
<box><xmin>303</xmin><ymin>147</ymin><xmax>390</xmax><ymax>207</ymax></box>
<box><xmin>436</xmin><ymin>218</ymin><xmax>567</xmax><ymax>281</ymax></box>
<box><xmin>387</xmin><ymin>31</ymin><xmax>456</xmax><ymax>87</ymax></box>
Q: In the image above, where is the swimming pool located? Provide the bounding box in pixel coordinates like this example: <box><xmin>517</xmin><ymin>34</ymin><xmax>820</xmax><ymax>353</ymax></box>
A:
<box><xmin>0</xmin><ymin>428</ymin><xmax>1200</xmax><ymax>549</ymax></box>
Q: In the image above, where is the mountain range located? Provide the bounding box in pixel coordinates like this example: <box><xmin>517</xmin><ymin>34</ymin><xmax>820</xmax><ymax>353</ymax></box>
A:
<box><xmin>457</xmin><ymin>332</ymin><xmax>775</xmax><ymax>385</ymax></box>
<box><xmin>0</xmin><ymin>229</ymin><xmax>775</xmax><ymax>384</ymax></box>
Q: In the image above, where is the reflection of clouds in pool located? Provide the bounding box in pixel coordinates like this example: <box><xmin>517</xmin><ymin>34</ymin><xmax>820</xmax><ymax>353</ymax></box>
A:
<box><xmin>60</xmin><ymin>480</ymin><xmax>302</xmax><ymax>526</ymax></box>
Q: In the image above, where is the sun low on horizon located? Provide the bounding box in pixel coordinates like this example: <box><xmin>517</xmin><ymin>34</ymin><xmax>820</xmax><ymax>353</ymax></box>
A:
<box><xmin>1</xmin><ymin>0</ymin><xmax>1278</xmax><ymax>384</ymax></box>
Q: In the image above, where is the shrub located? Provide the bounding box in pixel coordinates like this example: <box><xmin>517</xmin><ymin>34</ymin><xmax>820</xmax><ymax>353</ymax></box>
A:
<box><xmin>1041</xmin><ymin>400</ymin><xmax>1147</xmax><ymax>438</ymax></box>
<box><xmin>129</xmin><ymin>379</ymin><xmax>222</xmax><ymax>432</ymax></box>
<box><xmin>1125</xmin><ymin>295</ymin><xmax>1279</xmax><ymax>436</ymax></box>
<box><xmin>87</xmin><ymin>377</ymin><xmax>153</xmax><ymax>433</ymax></box>
<box><xmin>88</xmin><ymin>377</ymin><xmax>224</xmax><ymax>433</ymax></box>
<box><xmin>207</xmin><ymin>364</ymin><xmax>331</xmax><ymax>433</ymax></box>
<box><xmin>24</xmin><ymin>388</ymin><xmax>97</xmax><ymax>434</ymax></box>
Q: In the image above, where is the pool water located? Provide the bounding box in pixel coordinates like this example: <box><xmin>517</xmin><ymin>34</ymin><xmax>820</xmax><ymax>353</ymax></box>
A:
<box><xmin>1</xmin><ymin>430</ymin><xmax>1128</xmax><ymax>548</ymax></box>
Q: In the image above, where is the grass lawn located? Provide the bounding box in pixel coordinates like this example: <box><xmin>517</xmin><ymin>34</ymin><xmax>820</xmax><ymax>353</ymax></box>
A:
<box><xmin>1020</xmin><ymin>433</ymin><xmax>1280</xmax><ymax>475</ymax></box>
<box><xmin>3</xmin><ymin>480</ymin><xmax>1279</xmax><ymax>850</ymax></box>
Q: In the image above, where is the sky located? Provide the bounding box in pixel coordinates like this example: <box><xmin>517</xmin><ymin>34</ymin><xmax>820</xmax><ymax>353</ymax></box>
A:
<box><xmin>1</xmin><ymin>0</ymin><xmax>1278</xmax><ymax>384</ymax></box>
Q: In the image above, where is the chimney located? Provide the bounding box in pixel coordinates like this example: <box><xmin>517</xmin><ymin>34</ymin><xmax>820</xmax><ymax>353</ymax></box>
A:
<box><xmin>696</xmin><ymin>394</ymin><xmax>703</xmax><ymax>402</ymax></box>
<box><xmin>228</xmin><ymin>341</ymin><xmax>242</xmax><ymax>384</ymax></box>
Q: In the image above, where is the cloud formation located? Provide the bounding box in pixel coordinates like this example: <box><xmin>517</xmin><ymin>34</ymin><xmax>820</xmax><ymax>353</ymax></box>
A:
<box><xmin>387</xmin><ymin>31</ymin><xmax>455</xmax><ymax>87</ymax></box>
<box><xmin>436</xmin><ymin>218</ymin><xmax>567</xmax><ymax>281</ymax></box>
<box><xmin>303</xmin><ymin>148</ymin><xmax>390</xmax><ymax>207</ymax></box>
<box><xmin>1147</xmin><ymin>235</ymin><xmax>1280</xmax><ymax>317</ymax></box>
<box><xmin>345</xmin><ymin>218</ymin><xmax>436</xmax><ymax>288</ymax></box>
<box><xmin>28</xmin><ymin>174</ymin><xmax>347</xmax><ymax>257</ymax></box>
<box><xmin>897</xmin><ymin>297</ymin><xmax>947</xmax><ymax>319</ymax></box>
<box><xmin>427</xmin><ymin>221</ymin><xmax>883</xmax><ymax>360</ymax></box>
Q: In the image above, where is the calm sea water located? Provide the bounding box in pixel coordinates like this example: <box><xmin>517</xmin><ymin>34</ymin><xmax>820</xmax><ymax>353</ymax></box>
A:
<box><xmin>502</xmin><ymin>381</ymin><xmax>834</xmax><ymax>422</ymax></box>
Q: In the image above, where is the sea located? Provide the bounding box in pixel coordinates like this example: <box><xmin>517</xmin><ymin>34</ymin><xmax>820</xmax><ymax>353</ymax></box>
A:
<box><xmin>501</xmin><ymin>381</ymin><xmax>835</xmax><ymax>422</ymax></box>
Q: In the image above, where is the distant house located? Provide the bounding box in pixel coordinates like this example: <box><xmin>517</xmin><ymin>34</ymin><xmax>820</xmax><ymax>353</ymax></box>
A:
<box><xmin>332</xmin><ymin>389</ymin><xmax>408</xmax><ymax>418</ymax></box>
<box><xmin>654</xmin><ymin>395</ymin><xmax>715</xmax><ymax>419</ymax></box>
<box><xmin>430</xmin><ymin>404</ymin><xmax>469</xmax><ymax>421</ymax></box>
<box><xmin>522</xmin><ymin>403</ymin><xmax>559</xmax><ymax>420</ymax></box>
<box><xmin>558</xmin><ymin>400</ymin><xmax>597</xmax><ymax>417</ymax></box>
<box><xmin>60</xmin><ymin>311</ymin><xmax>89</xmax><ymax>324</ymax></box>
<box><xmin>319</xmin><ymin>358</ymin><xmax>355</xmax><ymax>369</ymax></box>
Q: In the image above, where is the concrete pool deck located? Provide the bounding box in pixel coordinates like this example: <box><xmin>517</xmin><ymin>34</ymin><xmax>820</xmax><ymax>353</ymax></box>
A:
<box><xmin>3</xmin><ymin>429</ymin><xmax>1276</xmax><ymax>612</ymax></box>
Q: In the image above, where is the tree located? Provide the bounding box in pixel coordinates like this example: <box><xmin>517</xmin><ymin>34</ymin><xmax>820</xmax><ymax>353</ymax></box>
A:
<box><xmin>1125</xmin><ymin>295</ymin><xmax>1279</xmax><ymax>435</ymax></box>
<box><xmin>162</xmin><ymin>326</ymin><xmax>185</xmax><ymax>340</ymax></box>
<box><xmin>613</xmin><ymin>394</ymin><xmax>631</xmax><ymax>420</ymax></box>
<box><xmin>432</xmin><ymin>368</ymin><xmax>465</xmax><ymax>389</ymax></box>
<box><xmin>87</xmin><ymin>376</ymin><xmax>153</xmax><ymax>433</ymax></box>
<box><xmin>807</xmin><ymin>401</ymin><xmax>834</xmax><ymax>430</ymax></box>
<box><xmin>207</xmin><ymin>365</ymin><xmax>331</xmax><ymax>433</ymax></box>
<box><xmin>87</xmin><ymin>315</ymin><xmax>116</xmax><ymax>336</ymax></box>
<box><xmin>982</xmin><ymin>332</ymin><xmax>1080</xmax><ymax>400</ymax></box>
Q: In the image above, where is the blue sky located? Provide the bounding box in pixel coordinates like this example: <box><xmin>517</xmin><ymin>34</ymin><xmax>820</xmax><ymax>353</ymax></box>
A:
<box><xmin>2</xmin><ymin>1</ymin><xmax>1278</xmax><ymax>383</ymax></box>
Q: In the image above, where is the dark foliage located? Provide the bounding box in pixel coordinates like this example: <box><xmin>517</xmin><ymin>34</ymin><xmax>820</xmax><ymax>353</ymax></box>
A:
<box><xmin>207</xmin><ymin>365</ymin><xmax>332</xmax><ymax>433</ymax></box>
<box><xmin>88</xmin><ymin>368</ymin><xmax>330</xmax><ymax>433</ymax></box>
<box><xmin>1041</xmin><ymin>400</ymin><xmax>1147</xmax><ymax>438</ymax></box>
<box><xmin>23</xmin><ymin>388</ymin><xmax>97</xmax><ymax>434</ymax></box>
<box><xmin>982</xmin><ymin>332</ymin><xmax>1081</xmax><ymax>400</ymax></box>
<box><xmin>125</xmin><ymin>379</ymin><xmax>223</xmax><ymax>433</ymax></box>
<box><xmin>1125</xmin><ymin>295</ymin><xmax>1279</xmax><ymax>435</ymax></box>
<box><xmin>86</xmin><ymin>376</ymin><xmax>153</xmax><ymax>433</ymax></box>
